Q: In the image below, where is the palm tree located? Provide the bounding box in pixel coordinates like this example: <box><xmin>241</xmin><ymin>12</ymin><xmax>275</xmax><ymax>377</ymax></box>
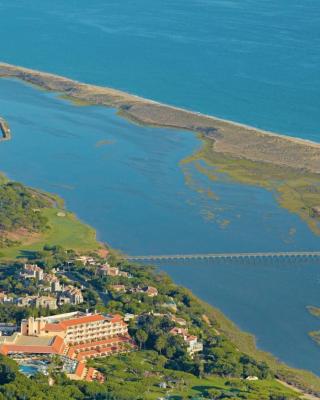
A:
<box><xmin>155</xmin><ymin>335</ymin><xmax>166</xmax><ymax>355</ymax></box>
<box><xmin>135</xmin><ymin>329</ymin><xmax>148</xmax><ymax>350</ymax></box>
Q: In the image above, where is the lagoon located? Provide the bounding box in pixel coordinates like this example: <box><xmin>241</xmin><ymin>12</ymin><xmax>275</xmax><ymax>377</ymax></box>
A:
<box><xmin>0</xmin><ymin>78</ymin><xmax>320</xmax><ymax>374</ymax></box>
<box><xmin>0</xmin><ymin>0</ymin><xmax>320</xmax><ymax>142</ymax></box>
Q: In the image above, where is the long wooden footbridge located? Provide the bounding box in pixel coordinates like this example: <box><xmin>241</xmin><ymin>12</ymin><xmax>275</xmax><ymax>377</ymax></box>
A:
<box><xmin>124</xmin><ymin>251</ymin><xmax>320</xmax><ymax>262</ymax></box>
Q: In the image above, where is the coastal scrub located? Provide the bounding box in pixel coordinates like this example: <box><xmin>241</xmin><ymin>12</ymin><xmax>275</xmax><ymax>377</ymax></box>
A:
<box><xmin>0</xmin><ymin>180</ymin><xmax>101</xmax><ymax>260</ymax></box>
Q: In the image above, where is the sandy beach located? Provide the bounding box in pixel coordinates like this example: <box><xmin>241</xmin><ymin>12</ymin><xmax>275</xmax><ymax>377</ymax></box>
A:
<box><xmin>1</xmin><ymin>62</ymin><xmax>320</xmax><ymax>174</ymax></box>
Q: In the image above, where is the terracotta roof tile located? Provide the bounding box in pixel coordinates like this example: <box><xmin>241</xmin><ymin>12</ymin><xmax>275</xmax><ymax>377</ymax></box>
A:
<box><xmin>75</xmin><ymin>361</ymin><xmax>85</xmax><ymax>378</ymax></box>
<box><xmin>60</xmin><ymin>314</ymin><xmax>106</xmax><ymax>328</ymax></box>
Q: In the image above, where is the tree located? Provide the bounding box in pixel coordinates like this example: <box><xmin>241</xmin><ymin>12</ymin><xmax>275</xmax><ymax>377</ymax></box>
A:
<box><xmin>203</xmin><ymin>388</ymin><xmax>221</xmax><ymax>399</ymax></box>
<box><xmin>155</xmin><ymin>335</ymin><xmax>166</xmax><ymax>355</ymax></box>
<box><xmin>0</xmin><ymin>357</ymin><xmax>17</xmax><ymax>384</ymax></box>
<box><xmin>135</xmin><ymin>329</ymin><xmax>148</xmax><ymax>350</ymax></box>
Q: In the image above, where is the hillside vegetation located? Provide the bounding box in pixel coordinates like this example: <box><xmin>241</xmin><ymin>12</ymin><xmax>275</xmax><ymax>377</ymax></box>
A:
<box><xmin>0</xmin><ymin>181</ymin><xmax>49</xmax><ymax>234</ymax></box>
<box><xmin>0</xmin><ymin>247</ymin><xmax>303</xmax><ymax>400</ymax></box>
<box><xmin>0</xmin><ymin>180</ymin><xmax>100</xmax><ymax>257</ymax></box>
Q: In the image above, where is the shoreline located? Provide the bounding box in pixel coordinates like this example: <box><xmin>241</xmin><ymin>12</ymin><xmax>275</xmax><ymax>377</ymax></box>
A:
<box><xmin>1</xmin><ymin>62</ymin><xmax>320</xmax><ymax>174</ymax></box>
<box><xmin>0</xmin><ymin>62</ymin><xmax>318</xmax><ymax>146</ymax></box>
<box><xmin>0</xmin><ymin>117</ymin><xmax>11</xmax><ymax>141</ymax></box>
<box><xmin>0</xmin><ymin>177</ymin><xmax>102</xmax><ymax>260</ymax></box>
<box><xmin>197</xmin><ymin>295</ymin><xmax>320</xmax><ymax>398</ymax></box>
<box><xmin>1</xmin><ymin>62</ymin><xmax>320</xmax><ymax>396</ymax></box>
<box><xmin>0</xmin><ymin>169</ymin><xmax>319</xmax><ymax>397</ymax></box>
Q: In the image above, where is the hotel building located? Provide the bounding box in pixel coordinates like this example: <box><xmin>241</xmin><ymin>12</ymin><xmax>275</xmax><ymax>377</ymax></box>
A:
<box><xmin>0</xmin><ymin>311</ymin><xmax>135</xmax><ymax>381</ymax></box>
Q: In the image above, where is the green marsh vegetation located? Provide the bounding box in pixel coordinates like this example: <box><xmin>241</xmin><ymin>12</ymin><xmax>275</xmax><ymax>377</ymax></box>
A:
<box><xmin>181</xmin><ymin>135</ymin><xmax>320</xmax><ymax>235</ymax></box>
<box><xmin>307</xmin><ymin>306</ymin><xmax>320</xmax><ymax>318</ymax></box>
<box><xmin>309</xmin><ymin>331</ymin><xmax>320</xmax><ymax>346</ymax></box>
<box><xmin>307</xmin><ymin>306</ymin><xmax>320</xmax><ymax>348</ymax></box>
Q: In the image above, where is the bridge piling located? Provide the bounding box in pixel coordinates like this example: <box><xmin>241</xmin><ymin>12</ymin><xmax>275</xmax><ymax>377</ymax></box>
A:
<box><xmin>124</xmin><ymin>251</ymin><xmax>320</xmax><ymax>264</ymax></box>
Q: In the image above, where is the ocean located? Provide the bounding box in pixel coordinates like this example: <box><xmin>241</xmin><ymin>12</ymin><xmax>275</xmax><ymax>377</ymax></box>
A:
<box><xmin>0</xmin><ymin>0</ymin><xmax>320</xmax><ymax>375</ymax></box>
<box><xmin>0</xmin><ymin>0</ymin><xmax>319</xmax><ymax>141</ymax></box>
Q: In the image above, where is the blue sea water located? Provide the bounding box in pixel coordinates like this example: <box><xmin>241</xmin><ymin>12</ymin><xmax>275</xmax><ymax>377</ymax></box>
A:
<box><xmin>1</xmin><ymin>0</ymin><xmax>320</xmax><ymax>376</ymax></box>
<box><xmin>160</xmin><ymin>259</ymin><xmax>320</xmax><ymax>375</ymax></box>
<box><xmin>0</xmin><ymin>0</ymin><xmax>319</xmax><ymax>141</ymax></box>
<box><xmin>0</xmin><ymin>79</ymin><xmax>320</xmax><ymax>374</ymax></box>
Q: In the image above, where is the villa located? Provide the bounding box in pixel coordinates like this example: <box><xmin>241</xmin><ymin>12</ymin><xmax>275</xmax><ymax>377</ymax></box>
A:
<box><xmin>43</xmin><ymin>273</ymin><xmax>62</xmax><ymax>292</ymax></box>
<box><xmin>59</xmin><ymin>285</ymin><xmax>84</xmax><ymax>305</ymax></box>
<box><xmin>144</xmin><ymin>286</ymin><xmax>158</xmax><ymax>297</ymax></box>
<box><xmin>99</xmin><ymin>264</ymin><xmax>128</xmax><ymax>278</ymax></box>
<box><xmin>0</xmin><ymin>292</ymin><xmax>13</xmax><ymax>304</ymax></box>
<box><xmin>110</xmin><ymin>284</ymin><xmax>126</xmax><ymax>293</ymax></box>
<box><xmin>21</xmin><ymin>264</ymin><xmax>44</xmax><ymax>281</ymax></box>
<box><xmin>35</xmin><ymin>296</ymin><xmax>57</xmax><ymax>310</ymax></box>
<box><xmin>169</xmin><ymin>327</ymin><xmax>203</xmax><ymax>357</ymax></box>
<box><xmin>76</xmin><ymin>256</ymin><xmax>97</xmax><ymax>266</ymax></box>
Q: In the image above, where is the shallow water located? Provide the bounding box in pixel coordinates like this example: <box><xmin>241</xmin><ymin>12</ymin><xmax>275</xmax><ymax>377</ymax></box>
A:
<box><xmin>0</xmin><ymin>78</ymin><xmax>320</xmax><ymax>374</ymax></box>
<box><xmin>0</xmin><ymin>0</ymin><xmax>319</xmax><ymax>141</ymax></box>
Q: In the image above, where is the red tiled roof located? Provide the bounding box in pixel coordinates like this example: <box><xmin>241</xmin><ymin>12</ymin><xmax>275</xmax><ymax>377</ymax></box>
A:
<box><xmin>44</xmin><ymin>314</ymin><xmax>108</xmax><ymax>332</ymax></box>
<box><xmin>77</xmin><ymin>350</ymin><xmax>100</xmax><ymax>361</ymax></box>
<box><xmin>68</xmin><ymin>336</ymin><xmax>132</xmax><ymax>358</ymax></box>
<box><xmin>97</xmin><ymin>248</ymin><xmax>109</xmax><ymax>258</ymax></box>
<box><xmin>68</xmin><ymin>348</ymin><xmax>75</xmax><ymax>358</ymax></box>
<box><xmin>43</xmin><ymin>322</ymin><xmax>65</xmax><ymax>332</ymax></box>
<box><xmin>24</xmin><ymin>264</ymin><xmax>43</xmax><ymax>273</ymax></box>
<box><xmin>94</xmin><ymin>371</ymin><xmax>105</xmax><ymax>383</ymax></box>
<box><xmin>74</xmin><ymin>361</ymin><xmax>85</xmax><ymax>378</ymax></box>
<box><xmin>186</xmin><ymin>335</ymin><xmax>197</xmax><ymax>341</ymax></box>
<box><xmin>71</xmin><ymin>337</ymin><xmax>134</xmax><ymax>361</ymax></box>
<box><xmin>85</xmin><ymin>367</ymin><xmax>96</xmax><ymax>381</ymax></box>
<box><xmin>0</xmin><ymin>338</ymin><xmax>65</xmax><ymax>356</ymax></box>
<box><xmin>51</xmin><ymin>335</ymin><xmax>66</xmax><ymax>354</ymax></box>
<box><xmin>110</xmin><ymin>314</ymin><xmax>124</xmax><ymax>323</ymax></box>
<box><xmin>0</xmin><ymin>344</ymin><xmax>9</xmax><ymax>355</ymax></box>
<box><xmin>170</xmin><ymin>327</ymin><xmax>187</xmax><ymax>335</ymax></box>
<box><xmin>61</xmin><ymin>314</ymin><xmax>106</xmax><ymax>328</ymax></box>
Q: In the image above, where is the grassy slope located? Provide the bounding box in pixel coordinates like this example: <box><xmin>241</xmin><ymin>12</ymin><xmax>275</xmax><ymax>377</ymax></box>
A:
<box><xmin>0</xmin><ymin>173</ymin><xmax>8</xmax><ymax>184</ymax></box>
<box><xmin>90</xmin><ymin>351</ymin><xmax>298</xmax><ymax>400</ymax></box>
<box><xmin>0</xmin><ymin>207</ymin><xmax>100</xmax><ymax>259</ymax></box>
<box><xmin>0</xmin><ymin>174</ymin><xmax>101</xmax><ymax>259</ymax></box>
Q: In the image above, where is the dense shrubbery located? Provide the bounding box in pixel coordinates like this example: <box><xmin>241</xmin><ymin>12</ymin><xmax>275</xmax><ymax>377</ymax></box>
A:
<box><xmin>0</xmin><ymin>249</ymin><xmax>301</xmax><ymax>399</ymax></box>
<box><xmin>0</xmin><ymin>356</ymin><xmax>120</xmax><ymax>400</ymax></box>
<box><xmin>0</xmin><ymin>182</ymin><xmax>49</xmax><ymax>234</ymax></box>
<box><xmin>88</xmin><ymin>261</ymin><xmax>271</xmax><ymax>381</ymax></box>
<box><xmin>0</xmin><ymin>354</ymin><xmax>298</xmax><ymax>400</ymax></box>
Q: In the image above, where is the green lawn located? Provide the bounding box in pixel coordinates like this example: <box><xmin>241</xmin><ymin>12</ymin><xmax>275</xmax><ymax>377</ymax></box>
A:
<box><xmin>0</xmin><ymin>208</ymin><xmax>101</xmax><ymax>259</ymax></box>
